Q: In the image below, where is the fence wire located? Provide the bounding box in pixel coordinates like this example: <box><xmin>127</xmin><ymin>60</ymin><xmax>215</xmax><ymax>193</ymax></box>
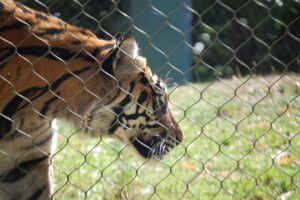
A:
<box><xmin>0</xmin><ymin>0</ymin><xmax>299</xmax><ymax>199</ymax></box>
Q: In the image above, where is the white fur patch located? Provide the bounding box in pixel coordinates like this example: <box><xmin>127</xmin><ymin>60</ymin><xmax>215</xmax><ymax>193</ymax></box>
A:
<box><xmin>119</xmin><ymin>37</ymin><xmax>140</xmax><ymax>59</ymax></box>
<box><xmin>152</xmin><ymin>75</ymin><xmax>158</xmax><ymax>84</ymax></box>
<box><xmin>131</xmin><ymin>42</ymin><xmax>139</xmax><ymax>59</ymax></box>
<box><xmin>50</xmin><ymin>119</ymin><xmax>58</xmax><ymax>153</ymax></box>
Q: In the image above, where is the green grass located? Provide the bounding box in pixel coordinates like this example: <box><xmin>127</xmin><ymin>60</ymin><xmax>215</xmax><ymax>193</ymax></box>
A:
<box><xmin>51</xmin><ymin>75</ymin><xmax>300</xmax><ymax>200</ymax></box>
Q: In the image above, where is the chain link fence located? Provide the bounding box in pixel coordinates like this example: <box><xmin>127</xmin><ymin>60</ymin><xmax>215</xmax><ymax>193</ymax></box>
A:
<box><xmin>1</xmin><ymin>0</ymin><xmax>300</xmax><ymax>199</ymax></box>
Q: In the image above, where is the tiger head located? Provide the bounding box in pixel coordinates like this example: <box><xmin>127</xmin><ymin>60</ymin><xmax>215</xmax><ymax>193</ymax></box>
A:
<box><xmin>86</xmin><ymin>37</ymin><xmax>184</xmax><ymax>159</ymax></box>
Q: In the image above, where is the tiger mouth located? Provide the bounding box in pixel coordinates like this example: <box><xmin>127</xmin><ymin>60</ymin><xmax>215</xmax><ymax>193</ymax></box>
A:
<box><xmin>130</xmin><ymin>135</ymin><xmax>177</xmax><ymax>159</ymax></box>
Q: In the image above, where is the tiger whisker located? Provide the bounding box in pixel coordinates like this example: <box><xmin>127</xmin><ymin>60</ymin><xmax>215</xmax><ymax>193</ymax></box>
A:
<box><xmin>163</xmin><ymin>70</ymin><xmax>171</xmax><ymax>82</ymax></box>
<box><xmin>159</xmin><ymin>142</ymin><xmax>164</xmax><ymax>156</ymax></box>
<box><xmin>162</xmin><ymin>143</ymin><xmax>166</xmax><ymax>155</ymax></box>
<box><xmin>155</xmin><ymin>142</ymin><xmax>163</xmax><ymax>156</ymax></box>
<box><xmin>164</xmin><ymin>78</ymin><xmax>174</xmax><ymax>84</ymax></box>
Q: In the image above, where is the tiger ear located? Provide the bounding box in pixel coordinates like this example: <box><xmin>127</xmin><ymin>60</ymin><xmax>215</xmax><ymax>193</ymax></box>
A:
<box><xmin>117</xmin><ymin>36</ymin><xmax>139</xmax><ymax>59</ymax></box>
<box><xmin>113</xmin><ymin>37</ymin><xmax>146</xmax><ymax>82</ymax></box>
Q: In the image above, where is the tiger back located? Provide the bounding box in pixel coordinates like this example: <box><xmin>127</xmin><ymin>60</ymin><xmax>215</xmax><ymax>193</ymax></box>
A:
<box><xmin>0</xmin><ymin>0</ymin><xmax>183</xmax><ymax>199</ymax></box>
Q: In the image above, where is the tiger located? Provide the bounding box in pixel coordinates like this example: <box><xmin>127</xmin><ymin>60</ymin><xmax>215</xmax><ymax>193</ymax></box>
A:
<box><xmin>0</xmin><ymin>0</ymin><xmax>184</xmax><ymax>199</ymax></box>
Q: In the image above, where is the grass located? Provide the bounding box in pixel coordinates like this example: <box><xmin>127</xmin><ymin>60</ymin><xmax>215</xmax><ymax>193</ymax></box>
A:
<box><xmin>51</xmin><ymin>75</ymin><xmax>300</xmax><ymax>200</ymax></box>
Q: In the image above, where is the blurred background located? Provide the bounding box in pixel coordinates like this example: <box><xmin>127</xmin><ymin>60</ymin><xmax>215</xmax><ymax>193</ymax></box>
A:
<box><xmin>20</xmin><ymin>0</ymin><xmax>299</xmax><ymax>83</ymax></box>
<box><xmin>16</xmin><ymin>0</ymin><xmax>300</xmax><ymax>199</ymax></box>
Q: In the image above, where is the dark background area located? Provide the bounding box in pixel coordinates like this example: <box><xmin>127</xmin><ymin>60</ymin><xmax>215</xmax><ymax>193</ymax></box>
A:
<box><xmin>20</xmin><ymin>0</ymin><xmax>131</xmax><ymax>39</ymax></box>
<box><xmin>20</xmin><ymin>0</ymin><xmax>300</xmax><ymax>82</ymax></box>
<box><xmin>192</xmin><ymin>0</ymin><xmax>300</xmax><ymax>81</ymax></box>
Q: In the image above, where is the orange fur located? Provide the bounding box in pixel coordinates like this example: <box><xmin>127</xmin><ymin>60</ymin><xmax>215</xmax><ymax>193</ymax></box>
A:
<box><xmin>0</xmin><ymin>0</ymin><xmax>118</xmax><ymax>119</ymax></box>
<box><xmin>0</xmin><ymin>1</ymin><xmax>183</xmax><ymax>199</ymax></box>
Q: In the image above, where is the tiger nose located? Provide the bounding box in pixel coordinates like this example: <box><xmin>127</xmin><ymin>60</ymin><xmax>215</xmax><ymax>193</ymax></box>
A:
<box><xmin>175</xmin><ymin>128</ymin><xmax>184</xmax><ymax>145</ymax></box>
<box><xmin>169</xmin><ymin>114</ymin><xmax>184</xmax><ymax>145</ymax></box>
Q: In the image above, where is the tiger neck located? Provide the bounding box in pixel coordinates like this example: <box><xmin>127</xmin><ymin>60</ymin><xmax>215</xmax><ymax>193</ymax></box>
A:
<box><xmin>0</xmin><ymin>0</ymin><xmax>119</xmax><ymax>122</ymax></box>
<box><xmin>0</xmin><ymin>0</ymin><xmax>116</xmax><ymax>58</ymax></box>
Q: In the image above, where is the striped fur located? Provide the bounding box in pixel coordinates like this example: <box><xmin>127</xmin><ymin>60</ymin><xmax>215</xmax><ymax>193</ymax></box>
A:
<box><xmin>0</xmin><ymin>0</ymin><xmax>183</xmax><ymax>199</ymax></box>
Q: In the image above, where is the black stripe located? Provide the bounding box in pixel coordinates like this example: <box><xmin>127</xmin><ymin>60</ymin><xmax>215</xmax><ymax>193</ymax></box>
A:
<box><xmin>137</xmin><ymin>90</ymin><xmax>148</xmax><ymax>105</ymax></box>
<box><xmin>140</xmin><ymin>75</ymin><xmax>149</xmax><ymax>86</ymax></box>
<box><xmin>36</xmin><ymin>28</ymin><xmax>64</xmax><ymax>37</ymax></box>
<box><xmin>119</xmin><ymin>94</ymin><xmax>131</xmax><ymax>108</ymax></box>
<box><xmin>101</xmin><ymin>46</ymin><xmax>118</xmax><ymax>76</ymax></box>
<box><xmin>0</xmin><ymin>67</ymin><xmax>91</xmax><ymax>139</ymax></box>
<box><xmin>1</xmin><ymin>46</ymin><xmax>94</xmax><ymax>63</ymax></box>
<box><xmin>123</xmin><ymin>113</ymin><xmax>140</xmax><ymax>120</ymax></box>
<box><xmin>26</xmin><ymin>185</ymin><xmax>47</xmax><ymax>200</ymax></box>
<box><xmin>18</xmin><ymin>4</ymin><xmax>31</xmax><ymax>13</ymax></box>
<box><xmin>141</xmin><ymin>123</ymin><xmax>160</xmax><ymax>130</ymax></box>
<box><xmin>91</xmin><ymin>44</ymin><xmax>115</xmax><ymax>58</ymax></box>
<box><xmin>16</xmin><ymin>88</ymin><xmax>48</xmax><ymax>112</ymax></box>
<box><xmin>35</xmin><ymin>13</ymin><xmax>47</xmax><ymax>21</ymax></box>
<box><xmin>108</xmin><ymin>107</ymin><xmax>123</xmax><ymax>134</ymax></box>
<box><xmin>9</xmin><ymin>123</ymin><xmax>45</xmax><ymax>139</ymax></box>
<box><xmin>158</xmin><ymin>99</ymin><xmax>167</xmax><ymax>114</ymax></box>
<box><xmin>79</xmin><ymin>28</ymin><xmax>91</xmax><ymax>36</ymax></box>
<box><xmin>108</xmin><ymin>122</ymin><xmax>119</xmax><ymax>134</ymax></box>
<box><xmin>19</xmin><ymin>66</ymin><xmax>90</xmax><ymax>107</ymax></box>
<box><xmin>40</xmin><ymin>96</ymin><xmax>59</xmax><ymax>117</ymax></box>
<box><xmin>0</xmin><ymin>22</ymin><xmax>28</xmax><ymax>33</ymax></box>
<box><xmin>105</xmin><ymin>87</ymin><xmax>121</xmax><ymax>105</ymax></box>
<box><xmin>72</xmin><ymin>40</ymin><xmax>82</xmax><ymax>45</ymax></box>
<box><xmin>23</xmin><ymin>133</ymin><xmax>53</xmax><ymax>150</ymax></box>
<box><xmin>0</xmin><ymin>87</ymin><xmax>42</xmax><ymax>138</ymax></box>
<box><xmin>108</xmin><ymin>81</ymin><xmax>145</xmax><ymax>134</ymax></box>
<box><xmin>1</xmin><ymin>44</ymin><xmax>113</xmax><ymax>68</ymax></box>
<box><xmin>128</xmin><ymin>81</ymin><xmax>135</xmax><ymax>93</ymax></box>
<box><xmin>0</xmin><ymin>156</ymin><xmax>48</xmax><ymax>183</ymax></box>
<box><xmin>113</xmin><ymin>107</ymin><xmax>123</xmax><ymax>116</ymax></box>
<box><xmin>130</xmin><ymin>136</ymin><xmax>153</xmax><ymax>158</ymax></box>
<box><xmin>16</xmin><ymin>46</ymin><xmax>73</xmax><ymax>61</ymax></box>
<box><xmin>50</xmin><ymin>66</ymin><xmax>91</xmax><ymax>90</ymax></box>
<box><xmin>124</xmin><ymin>110</ymin><xmax>151</xmax><ymax>122</ymax></box>
<box><xmin>0</xmin><ymin>48</ymin><xmax>15</xmax><ymax>69</ymax></box>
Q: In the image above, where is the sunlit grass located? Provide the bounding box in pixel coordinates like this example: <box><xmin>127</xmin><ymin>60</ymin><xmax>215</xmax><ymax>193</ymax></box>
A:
<box><xmin>52</xmin><ymin>75</ymin><xmax>300</xmax><ymax>200</ymax></box>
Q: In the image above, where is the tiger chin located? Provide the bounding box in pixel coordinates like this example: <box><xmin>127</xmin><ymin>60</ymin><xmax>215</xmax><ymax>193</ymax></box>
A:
<box><xmin>0</xmin><ymin>0</ymin><xmax>183</xmax><ymax>199</ymax></box>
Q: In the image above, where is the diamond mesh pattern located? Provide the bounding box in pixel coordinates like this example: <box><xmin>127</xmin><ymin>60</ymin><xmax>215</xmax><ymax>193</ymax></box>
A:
<box><xmin>0</xmin><ymin>0</ymin><xmax>299</xmax><ymax>199</ymax></box>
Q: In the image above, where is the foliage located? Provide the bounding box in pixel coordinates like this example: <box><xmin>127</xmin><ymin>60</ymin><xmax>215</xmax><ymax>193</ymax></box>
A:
<box><xmin>192</xmin><ymin>0</ymin><xmax>300</xmax><ymax>81</ymax></box>
<box><xmin>53</xmin><ymin>75</ymin><xmax>300</xmax><ymax>199</ymax></box>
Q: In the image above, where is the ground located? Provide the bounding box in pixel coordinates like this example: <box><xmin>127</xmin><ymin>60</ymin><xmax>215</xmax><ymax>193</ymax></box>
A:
<box><xmin>51</xmin><ymin>75</ymin><xmax>300</xmax><ymax>200</ymax></box>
